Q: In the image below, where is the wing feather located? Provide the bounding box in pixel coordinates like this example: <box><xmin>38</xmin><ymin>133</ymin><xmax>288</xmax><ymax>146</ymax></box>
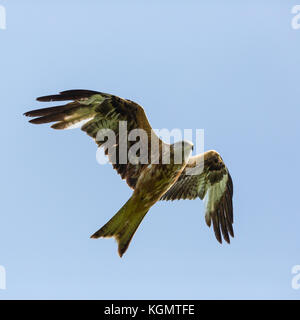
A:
<box><xmin>161</xmin><ymin>150</ymin><xmax>234</xmax><ymax>244</ymax></box>
<box><xmin>24</xmin><ymin>89</ymin><xmax>164</xmax><ymax>189</ymax></box>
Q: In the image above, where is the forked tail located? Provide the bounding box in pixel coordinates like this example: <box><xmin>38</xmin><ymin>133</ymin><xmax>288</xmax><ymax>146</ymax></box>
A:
<box><xmin>90</xmin><ymin>197</ymin><xmax>149</xmax><ymax>257</ymax></box>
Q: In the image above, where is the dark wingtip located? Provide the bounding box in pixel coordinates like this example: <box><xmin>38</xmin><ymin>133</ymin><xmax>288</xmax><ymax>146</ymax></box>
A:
<box><xmin>222</xmin><ymin>231</ymin><xmax>230</xmax><ymax>244</ymax></box>
<box><xmin>36</xmin><ymin>95</ymin><xmax>62</xmax><ymax>102</ymax></box>
<box><xmin>228</xmin><ymin>224</ymin><xmax>234</xmax><ymax>238</ymax></box>
<box><xmin>224</xmin><ymin>236</ymin><xmax>230</xmax><ymax>244</ymax></box>
<box><xmin>36</xmin><ymin>90</ymin><xmax>102</xmax><ymax>102</ymax></box>
<box><xmin>212</xmin><ymin>215</ymin><xmax>222</xmax><ymax>244</ymax></box>
<box><xmin>28</xmin><ymin>119</ymin><xmax>40</xmax><ymax>124</ymax></box>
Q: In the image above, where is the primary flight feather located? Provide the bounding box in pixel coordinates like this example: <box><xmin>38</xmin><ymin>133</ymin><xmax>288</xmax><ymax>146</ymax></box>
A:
<box><xmin>24</xmin><ymin>89</ymin><xmax>234</xmax><ymax>257</ymax></box>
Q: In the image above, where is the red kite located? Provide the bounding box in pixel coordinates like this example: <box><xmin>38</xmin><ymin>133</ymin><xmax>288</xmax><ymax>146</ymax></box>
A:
<box><xmin>24</xmin><ymin>90</ymin><xmax>234</xmax><ymax>257</ymax></box>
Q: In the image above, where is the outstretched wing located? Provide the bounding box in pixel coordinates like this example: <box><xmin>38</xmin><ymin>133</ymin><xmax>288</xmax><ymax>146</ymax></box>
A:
<box><xmin>160</xmin><ymin>150</ymin><xmax>234</xmax><ymax>244</ymax></box>
<box><xmin>24</xmin><ymin>89</ymin><xmax>163</xmax><ymax>189</ymax></box>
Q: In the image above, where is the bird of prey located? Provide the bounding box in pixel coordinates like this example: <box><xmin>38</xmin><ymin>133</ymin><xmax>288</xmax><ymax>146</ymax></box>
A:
<box><xmin>24</xmin><ymin>89</ymin><xmax>234</xmax><ymax>257</ymax></box>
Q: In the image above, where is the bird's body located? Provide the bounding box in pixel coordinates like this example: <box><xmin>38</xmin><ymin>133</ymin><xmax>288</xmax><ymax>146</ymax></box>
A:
<box><xmin>24</xmin><ymin>89</ymin><xmax>234</xmax><ymax>257</ymax></box>
<box><xmin>133</xmin><ymin>162</ymin><xmax>185</xmax><ymax>207</ymax></box>
<box><xmin>91</xmin><ymin>142</ymin><xmax>192</xmax><ymax>256</ymax></box>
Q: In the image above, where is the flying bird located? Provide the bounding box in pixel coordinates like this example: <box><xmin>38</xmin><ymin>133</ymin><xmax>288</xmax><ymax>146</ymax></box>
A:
<box><xmin>24</xmin><ymin>89</ymin><xmax>234</xmax><ymax>257</ymax></box>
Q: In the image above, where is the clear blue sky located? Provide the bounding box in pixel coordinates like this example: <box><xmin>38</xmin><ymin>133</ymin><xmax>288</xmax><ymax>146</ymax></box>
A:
<box><xmin>1</xmin><ymin>0</ymin><xmax>300</xmax><ymax>299</ymax></box>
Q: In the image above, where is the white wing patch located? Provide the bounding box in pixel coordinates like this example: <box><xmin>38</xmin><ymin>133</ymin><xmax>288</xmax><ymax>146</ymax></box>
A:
<box><xmin>204</xmin><ymin>174</ymin><xmax>228</xmax><ymax>217</ymax></box>
<box><xmin>65</xmin><ymin>117</ymin><xmax>94</xmax><ymax>130</ymax></box>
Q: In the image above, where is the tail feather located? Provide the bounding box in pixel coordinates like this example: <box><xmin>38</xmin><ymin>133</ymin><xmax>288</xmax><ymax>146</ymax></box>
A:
<box><xmin>91</xmin><ymin>198</ymin><xmax>149</xmax><ymax>257</ymax></box>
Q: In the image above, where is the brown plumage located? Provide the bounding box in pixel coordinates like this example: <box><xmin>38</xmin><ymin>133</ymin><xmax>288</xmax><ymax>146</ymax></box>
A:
<box><xmin>24</xmin><ymin>89</ymin><xmax>234</xmax><ymax>256</ymax></box>
<box><xmin>161</xmin><ymin>151</ymin><xmax>234</xmax><ymax>243</ymax></box>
